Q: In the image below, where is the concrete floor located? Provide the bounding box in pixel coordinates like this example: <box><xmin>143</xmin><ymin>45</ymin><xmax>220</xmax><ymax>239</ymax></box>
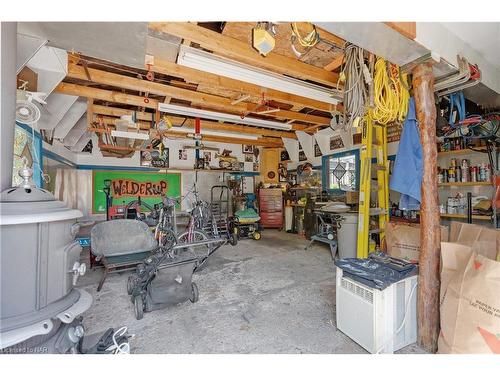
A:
<box><xmin>80</xmin><ymin>230</ymin><xmax>426</xmax><ymax>354</ymax></box>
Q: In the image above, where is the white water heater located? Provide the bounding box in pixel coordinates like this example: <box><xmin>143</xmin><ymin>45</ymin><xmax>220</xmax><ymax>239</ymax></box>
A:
<box><xmin>335</xmin><ymin>267</ymin><xmax>418</xmax><ymax>354</ymax></box>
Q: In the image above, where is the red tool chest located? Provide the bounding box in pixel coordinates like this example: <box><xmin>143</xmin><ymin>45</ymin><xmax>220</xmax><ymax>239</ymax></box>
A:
<box><xmin>258</xmin><ymin>188</ymin><xmax>283</xmax><ymax>229</ymax></box>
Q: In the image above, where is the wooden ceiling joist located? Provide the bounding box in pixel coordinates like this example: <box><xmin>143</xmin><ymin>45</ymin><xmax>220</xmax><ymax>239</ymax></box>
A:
<box><xmin>92</xmin><ymin>105</ymin><xmax>155</xmax><ymax>122</ymax></box>
<box><xmin>96</xmin><ymin>116</ymin><xmax>151</xmax><ymax>130</ymax></box>
<box><xmin>66</xmin><ymin>63</ymin><xmax>330</xmax><ymax>126</ymax></box>
<box><xmin>56</xmin><ymin>81</ymin><xmax>159</xmax><ymax>108</ymax></box>
<box><xmin>90</xmin><ymin>127</ymin><xmax>283</xmax><ymax>148</ymax></box>
<box><xmin>92</xmin><ymin>105</ymin><xmax>297</xmax><ymax>139</ymax></box>
<box><xmin>324</xmin><ymin>54</ymin><xmax>344</xmax><ymax>72</ymax></box>
<box><xmin>148</xmin><ymin>22</ymin><xmax>339</xmax><ymax>87</ymax></box>
<box><xmin>151</xmin><ymin>57</ymin><xmax>336</xmax><ymax>113</ymax></box>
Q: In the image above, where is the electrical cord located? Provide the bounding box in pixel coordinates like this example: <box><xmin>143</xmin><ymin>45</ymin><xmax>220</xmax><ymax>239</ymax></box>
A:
<box><xmin>108</xmin><ymin>326</ymin><xmax>132</xmax><ymax>354</ymax></box>
<box><xmin>291</xmin><ymin>23</ymin><xmax>320</xmax><ymax>48</ymax></box>
<box><xmin>340</xmin><ymin>43</ymin><xmax>368</xmax><ymax>129</ymax></box>
<box><xmin>375</xmin><ymin>281</ymin><xmax>418</xmax><ymax>354</ymax></box>
<box><xmin>371</xmin><ymin>57</ymin><xmax>410</xmax><ymax>125</ymax></box>
<box><xmin>30</xmin><ymin>123</ymin><xmax>50</xmax><ymax>185</ymax></box>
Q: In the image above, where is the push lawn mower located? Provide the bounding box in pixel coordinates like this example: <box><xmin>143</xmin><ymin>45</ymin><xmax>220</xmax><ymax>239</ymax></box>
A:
<box><xmin>127</xmin><ymin>238</ymin><xmax>225</xmax><ymax>320</ymax></box>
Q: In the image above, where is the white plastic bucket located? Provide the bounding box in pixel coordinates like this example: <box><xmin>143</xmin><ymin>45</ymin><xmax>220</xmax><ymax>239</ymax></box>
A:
<box><xmin>337</xmin><ymin>213</ymin><xmax>358</xmax><ymax>258</ymax></box>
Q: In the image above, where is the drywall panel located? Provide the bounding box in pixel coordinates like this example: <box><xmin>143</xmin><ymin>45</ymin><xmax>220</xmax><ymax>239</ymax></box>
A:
<box><xmin>53</xmin><ymin>98</ymin><xmax>87</xmax><ymax>139</ymax></box>
<box><xmin>63</xmin><ymin>115</ymin><xmax>87</xmax><ymax>148</ymax></box>
<box><xmin>146</xmin><ymin>28</ymin><xmax>181</xmax><ymax>63</ymax></box>
<box><xmin>37</xmin><ymin>93</ymin><xmax>78</xmax><ymax>130</ymax></box>
<box><xmin>26</xmin><ymin>45</ymin><xmax>67</xmax><ymax>95</ymax></box>
<box><xmin>70</xmin><ymin>131</ymin><xmax>91</xmax><ymax>153</ymax></box>
<box><xmin>16</xmin><ymin>33</ymin><xmax>46</xmax><ymax>74</ymax></box>
<box><xmin>18</xmin><ymin>22</ymin><xmax>148</xmax><ymax>70</ymax></box>
<box><xmin>315</xmin><ymin>22</ymin><xmax>428</xmax><ymax>67</ymax></box>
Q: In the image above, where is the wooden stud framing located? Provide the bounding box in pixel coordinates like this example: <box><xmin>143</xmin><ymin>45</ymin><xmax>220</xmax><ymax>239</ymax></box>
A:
<box><xmin>148</xmin><ymin>22</ymin><xmax>339</xmax><ymax>86</ymax></box>
<box><xmin>66</xmin><ymin>63</ymin><xmax>330</xmax><ymax>126</ymax></box>
<box><xmin>151</xmin><ymin>57</ymin><xmax>336</xmax><ymax>112</ymax></box>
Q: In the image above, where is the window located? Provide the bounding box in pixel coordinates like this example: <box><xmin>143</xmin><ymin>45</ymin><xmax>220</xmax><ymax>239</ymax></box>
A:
<box><xmin>322</xmin><ymin>149</ymin><xmax>359</xmax><ymax>192</ymax></box>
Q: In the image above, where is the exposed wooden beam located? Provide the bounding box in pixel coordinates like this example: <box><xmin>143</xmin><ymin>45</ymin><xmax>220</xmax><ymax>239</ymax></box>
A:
<box><xmin>97</xmin><ymin>116</ymin><xmax>151</xmax><ymax>130</ymax></box>
<box><xmin>90</xmin><ymin>127</ymin><xmax>283</xmax><ymax>147</ymax></box>
<box><xmin>385</xmin><ymin>22</ymin><xmax>416</xmax><ymax>40</ymax></box>
<box><xmin>171</xmin><ymin>120</ymin><xmax>296</xmax><ymax>139</ymax></box>
<box><xmin>56</xmin><ymin>82</ymin><xmax>159</xmax><ymax>110</ymax></box>
<box><xmin>151</xmin><ymin>57</ymin><xmax>336</xmax><ymax>112</ymax></box>
<box><xmin>324</xmin><ymin>54</ymin><xmax>344</xmax><ymax>72</ymax></box>
<box><xmin>302</xmin><ymin>123</ymin><xmax>327</xmax><ymax>132</ymax></box>
<box><xmin>92</xmin><ymin>105</ymin><xmax>155</xmax><ymax>122</ymax></box>
<box><xmin>158</xmin><ymin>132</ymin><xmax>283</xmax><ymax>147</ymax></box>
<box><xmin>92</xmin><ymin>105</ymin><xmax>296</xmax><ymax>139</ymax></box>
<box><xmin>67</xmin><ymin>63</ymin><xmax>330</xmax><ymax>126</ymax></box>
<box><xmin>148</xmin><ymin>22</ymin><xmax>339</xmax><ymax>87</ymax></box>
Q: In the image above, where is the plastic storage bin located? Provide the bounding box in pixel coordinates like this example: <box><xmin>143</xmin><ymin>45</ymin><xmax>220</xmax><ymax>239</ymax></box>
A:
<box><xmin>337</xmin><ymin>213</ymin><xmax>358</xmax><ymax>258</ymax></box>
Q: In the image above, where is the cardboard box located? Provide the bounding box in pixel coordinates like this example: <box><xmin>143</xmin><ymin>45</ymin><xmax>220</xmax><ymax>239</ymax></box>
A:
<box><xmin>385</xmin><ymin>222</ymin><xmax>449</xmax><ymax>263</ymax></box>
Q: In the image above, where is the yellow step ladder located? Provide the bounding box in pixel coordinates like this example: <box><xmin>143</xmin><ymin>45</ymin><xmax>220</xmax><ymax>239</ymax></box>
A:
<box><xmin>357</xmin><ymin>115</ymin><xmax>389</xmax><ymax>258</ymax></box>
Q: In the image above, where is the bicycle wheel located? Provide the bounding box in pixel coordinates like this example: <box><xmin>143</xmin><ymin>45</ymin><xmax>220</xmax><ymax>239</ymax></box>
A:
<box><xmin>177</xmin><ymin>229</ymin><xmax>212</xmax><ymax>265</ymax></box>
<box><xmin>158</xmin><ymin>228</ymin><xmax>177</xmax><ymax>247</ymax></box>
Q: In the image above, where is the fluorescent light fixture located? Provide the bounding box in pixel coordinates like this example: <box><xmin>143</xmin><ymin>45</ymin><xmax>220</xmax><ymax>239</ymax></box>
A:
<box><xmin>158</xmin><ymin>102</ymin><xmax>291</xmax><ymax>130</ymax></box>
<box><xmin>110</xmin><ymin>130</ymin><xmax>149</xmax><ymax>140</ymax></box>
<box><xmin>177</xmin><ymin>45</ymin><xmax>340</xmax><ymax>105</ymax></box>
<box><xmin>171</xmin><ymin>127</ymin><xmax>259</xmax><ymax>140</ymax></box>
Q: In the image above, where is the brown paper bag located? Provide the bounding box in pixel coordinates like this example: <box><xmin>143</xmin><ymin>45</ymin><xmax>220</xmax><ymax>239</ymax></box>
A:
<box><xmin>385</xmin><ymin>222</ymin><xmax>449</xmax><ymax>263</ymax></box>
<box><xmin>438</xmin><ymin>253</ymin><xmax>500</xmax><ymax>354</ymax></box>
<box><xmin>440</xmin><ymin>242</ymin><xmax>473</xmax><ymax>305</ymax></box>
<box><xmin>449</xmin><ymin>222</ymin><xmax>500</xmax><ymax>260</ymax></box>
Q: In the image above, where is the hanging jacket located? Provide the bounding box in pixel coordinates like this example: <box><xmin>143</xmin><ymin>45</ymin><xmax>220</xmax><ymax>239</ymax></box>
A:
<box><xmin>389</xmin><ymin>98</ymin><xmax>422</xmax><ymax>210</ymax></box>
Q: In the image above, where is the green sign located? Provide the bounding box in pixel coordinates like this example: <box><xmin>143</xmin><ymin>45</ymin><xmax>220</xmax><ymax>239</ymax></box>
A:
<box><xmin>92</xmin><ymin>170</ymin><xmax>181</xmax><ymax>213</ymax></box>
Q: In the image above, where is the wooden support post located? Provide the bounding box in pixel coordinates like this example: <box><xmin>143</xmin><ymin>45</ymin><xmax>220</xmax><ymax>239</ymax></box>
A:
<box><xmin>412</xmin><ymin>63</ymin><xmax>440</xmax><ymax>353</ymax></box>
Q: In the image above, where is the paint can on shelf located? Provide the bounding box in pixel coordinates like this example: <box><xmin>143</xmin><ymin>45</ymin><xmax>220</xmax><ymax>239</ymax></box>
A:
<box><xmin>461</xmin><ymin>159</ymin><xmax>469</xmax><ymax>182</ymax></box>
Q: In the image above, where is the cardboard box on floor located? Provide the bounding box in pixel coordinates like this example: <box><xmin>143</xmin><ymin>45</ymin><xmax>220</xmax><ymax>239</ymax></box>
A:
<box><xmin>385</xmin><ymin>222</ymin><xmax>449</xmax><ymax>263</ymax></box>
<box><xmin>438</xmin><ymin>222</ymin><xmax>500</xmax><ymax>354</ymax></box>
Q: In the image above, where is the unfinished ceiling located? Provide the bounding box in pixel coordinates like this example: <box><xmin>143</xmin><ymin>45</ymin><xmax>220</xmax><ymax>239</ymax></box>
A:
<box><xmin>33</xmin><ymin>22</ymin><xmax>345</xmax><ymax>156</ymax></box>
<box><xmin>17</xmin><ymin>21</ymin><xmax>498</xmax><ymax>158</ymax></box>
